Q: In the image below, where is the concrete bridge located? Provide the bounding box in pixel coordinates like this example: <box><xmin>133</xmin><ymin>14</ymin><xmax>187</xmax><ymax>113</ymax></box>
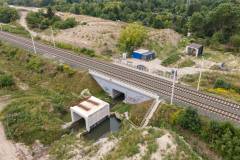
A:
<box><xmin>89</xmin><ymin>70</ymin><xmax>159</xmax><ymax>104</ymax></box>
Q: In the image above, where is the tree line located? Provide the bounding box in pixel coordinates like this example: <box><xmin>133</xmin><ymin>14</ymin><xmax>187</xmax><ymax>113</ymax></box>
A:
<box><xmin>5</xmin><ymin>0</ymin><xmax>240</xmax><ymax>50</ymax></box>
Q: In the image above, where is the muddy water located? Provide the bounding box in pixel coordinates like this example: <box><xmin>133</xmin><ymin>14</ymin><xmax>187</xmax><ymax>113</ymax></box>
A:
<box><xmin>72</xmin><ymin>116</ymin><xmax>121</xmax><ymax>141</ymax></box>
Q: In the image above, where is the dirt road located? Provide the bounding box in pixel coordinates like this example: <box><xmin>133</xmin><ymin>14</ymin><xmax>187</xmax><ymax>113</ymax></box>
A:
<box><xmin>0</xmin><ymin>96</ymin><xmax>18</xmax><ymax>160</ymax></box>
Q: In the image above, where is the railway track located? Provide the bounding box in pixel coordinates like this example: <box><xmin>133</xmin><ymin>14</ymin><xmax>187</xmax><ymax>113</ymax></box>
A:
<box><xmin>0</xmin><ymin>31</ymin><xmax>240</xmax><ymax>123</ymax></box>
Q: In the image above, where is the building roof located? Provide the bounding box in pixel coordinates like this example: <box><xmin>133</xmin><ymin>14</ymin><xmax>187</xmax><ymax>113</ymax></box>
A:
<box><xmin>133</xmin><ymin>49</ymin><xmax>154</xmax><ymax>55</ymax></box>
<box><xmin>187</xmin><ymin>43</ymin><xmax>203</xmax><ymax>49</ymax></box>
<box><xmin>70</xmin><ymin>96</ymin><xmax>109</xmax><ymax>117</ymax></box>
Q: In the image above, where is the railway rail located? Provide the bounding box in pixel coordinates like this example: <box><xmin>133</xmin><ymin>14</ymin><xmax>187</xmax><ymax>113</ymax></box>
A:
<box><xmin>0</xmin><ymin>31</ymin><xmax>240</xmax><ymax>123</ymax></box>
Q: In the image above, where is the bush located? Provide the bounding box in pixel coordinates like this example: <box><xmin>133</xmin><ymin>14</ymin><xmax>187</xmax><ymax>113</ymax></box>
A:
<box><xmin>214</xmin><ymin>79</ymin><xmax>231</xmax><ymax>90</ymax></box>
<box><xmin>230</xmin><ymin>34</ymin><xmax>240</xmax><ymax>50</ymax></box>
<box><xmin>0</xmin><ymin>74</ymin><xmax>14</xmax><ymax>88</ymax></box>
<box><xmin>26</xmin><ymin>57</ymin><xmax>44</xmax><ymax>73</ymax></box>
<box><xmin>0</xmin><ymin>6</ymin><xmax>19</xmax><ymax>23</ymax></box>
<box><xmin>54</xmin><ymin>18</ymin><xmax>77</xmax><ymax>29</ymax></box>
<box><xmin>57</xmin><ymin>64</ymin><xmax>76</xmax><ymax>76</ymax></box>
<box><xmin>26</xmin><ymin>9</ymin><xmax>77</xmax><ymax>30</ymax></box>
<box><xmin>161</xmin><ymin>53</ymin><xmax>181</xmax><ymax>66</ymax></box>
<box><xmin>177</xmin><ymin>108</ymin><xmax>201</xmax><ymax>133</ymax></box>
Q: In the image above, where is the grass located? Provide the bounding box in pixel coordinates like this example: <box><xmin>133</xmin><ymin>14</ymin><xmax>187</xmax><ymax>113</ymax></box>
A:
<box><xmin>1</xmin><ymin>23</ymin><xmax>30</xmax><ymax>37</ymax></box>
<box><xmin>178</xmin><ymin>58</ymin><xmax>195</xmax><ymax>68</ymax></box>
<box><xmin>105</xmin><ymin>120</ymin><xmax>164</xmax><ymax>160</ymax></box>
<box><xmin>111</xmin><ymin>102</ymin><xmax>131</xmax><ymax>114</ymax></box>
<box><xmin>56</xmin><ymin>42</ymin><xmax>96</xmax><ymax>57</ymax></box>
<box><xmin>162</xmin><ymin>53</ymin><xmax>181</xmax><ymax>67</ymax></box>
<box><xmin>0</xmin><ymin>41</ymin><xmax>103</xmax><ymax>145</ymax></box>
<box><xmin>111</xmin><ymin>100</ymin><xmax>153</xmax><ymax>126</ymax></box>
<box><xmin>49</xmin><ymin>134</ymin><xmax>77</xmax><ymax>160</ymax></box>
<box><xmin>129</xmin><ymin>100</ymin><xmax>153</xmax><ymax>126</ymax></box>
<box><xmin>181</xmin><ymin>72</ymin><xmax>240</xmax><ymax>102</ymax></box>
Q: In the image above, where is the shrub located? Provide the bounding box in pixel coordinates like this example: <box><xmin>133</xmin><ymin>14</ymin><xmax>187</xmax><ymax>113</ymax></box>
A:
<box><xmin>54</xmin><ymin>18</ymin><xmax>77</xmax><ymax>29</ymax></box>
<box><xmin>26</xmin><ymin>57</ymin><xmax>44</xmax><ymax>73</ymax></box>
<box><xmin>214</xmin><ymin>79</ymin><xmax>231</xmax><ymax>90</ymax></box>
<box><xmin>161</xmin><ymin>53</ymin><xmax>181</xmax><ymax>66</ymax></box>
<box><xmin>26</xmin><ymin>9</ymin><xmax>77</xmax><ymax>30</ymax></box>
<box><xmin>0</xmin><ymin>74</ymin><xmax>14</xmax><ymax>88</ymax></box>
<box><xmin>177</xmin><ymin>108</ymin><xmax>201</xmax><ymax>133</ymax></box>
<box><xmin>230</xmin><ymin>34</ymin><xmax>240</xmax><ymax>51</ymax></box>
<box><xmin>0</xmin><ymin>6</ymin><xmax>19</xmax><ymax>23</ymax></box>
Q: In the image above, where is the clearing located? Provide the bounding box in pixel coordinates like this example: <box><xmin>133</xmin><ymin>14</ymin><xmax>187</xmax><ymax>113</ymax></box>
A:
<box><xmin>12</xmin><ymin>5</ymin><xmax>181</xmax><ymax>56</ymax></box>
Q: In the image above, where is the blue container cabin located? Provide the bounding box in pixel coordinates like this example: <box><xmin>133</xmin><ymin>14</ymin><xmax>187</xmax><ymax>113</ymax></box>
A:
<box><xmin>131</xmin><ymin>49</ymin><xmax>155</xmax><ymax>61</ymax></box>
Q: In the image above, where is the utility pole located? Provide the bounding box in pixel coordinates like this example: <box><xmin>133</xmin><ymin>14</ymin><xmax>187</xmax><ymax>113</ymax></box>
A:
<box><xmin>197</xmin><ymin>57</ymin><xmax>204</xmax><ymax>91</ymax></box>
<box><xmin>170</xmin><ymin>69</ymin><xmax>177</xmax><ymax>105</ymax></box>
<box><xmin>51</xmin><ymin>26</ymin><xmax>56</xmax><ymax>47</ymax></box>
<box><xmin>187</xmin><ymin>0</ymin><xmax>191</xmax><ymax>7</ymax></box>
<box><xmin>30</xmin><ymin>33</ymin><xmax>37</xmax><ymax>54</ymax></box>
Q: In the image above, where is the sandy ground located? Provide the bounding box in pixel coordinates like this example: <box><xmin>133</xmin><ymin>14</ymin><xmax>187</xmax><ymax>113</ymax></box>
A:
<box><xmin>151</xmin><ymin>133</ymin><xmax>177</xmax><ymax>160</ymax></box>
<box><xmin>12</xmin><ymin>6</ymin><xmax>181</xmax><ymax>56</ymax></box>
<box><xmin>0</xmin><ymin>96</ymin><xmax>18</xmax><ymax>160</ymax></box>
<box><xmin>114</xmin><ymin>58</ymin><xmax>211</xmax><ymax>79</ymax></box>
<box><xmin>70</xmin><ymin>137</ymin><xmax>118</xmax><ymax>160</ymax></box>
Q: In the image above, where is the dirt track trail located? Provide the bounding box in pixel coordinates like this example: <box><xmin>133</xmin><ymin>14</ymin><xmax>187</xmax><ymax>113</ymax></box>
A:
<box><xmin>0</xmin><ymin>96</ymin><xmax>19</xmax><ymax>160</ymax></box>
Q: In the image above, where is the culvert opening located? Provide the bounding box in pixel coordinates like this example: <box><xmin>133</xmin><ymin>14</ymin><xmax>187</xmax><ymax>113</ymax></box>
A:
<box><xmin>112</xmin><ymin>89</ymin><xmax>125</xmax><ymax>101</ymax></box>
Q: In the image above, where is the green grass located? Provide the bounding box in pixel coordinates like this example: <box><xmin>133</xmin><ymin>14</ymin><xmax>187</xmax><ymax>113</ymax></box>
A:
<box><xmin>56</xmin><ymin>42</ymin><xmax>96</xmax><ymax>57</ymax></box>
<box><xmin>112</xmin><ymin>100</ymin><xmax>153</xmax><ymax>126</ymax></box>
<box><xmin>0</xmin><ymin>41</ymin><xmax>103</xmax><ymax>145</ymax></box>
<box><xmin>162</xmin><ymin>53</ymin><xmax>181</xmax><ymax>66</ymax></box>
<box><xmin>111</xmin><ymin>102</ymin><xmax>131</xmax><ymax>114</ymax></box>
<box><xmin>181</xmin><ymin>72</ymin><xmax>240</xmax><ymax>102</ymax></box>
<box><xmin>1</xmin><ymin>23</ymin><xmax>30</xmax><ymax>37</ymax></box>
<box><xmin>178</xmin><ymin>58</ymin><xmax>195</xmax><ymax>68</ymax></box>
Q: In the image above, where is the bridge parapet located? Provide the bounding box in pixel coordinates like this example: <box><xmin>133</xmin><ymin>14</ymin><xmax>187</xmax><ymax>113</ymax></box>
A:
<box><xmin>89</xmin><ymin>69</ymin><xmax>159</xmax><ymax>104</ymax></box>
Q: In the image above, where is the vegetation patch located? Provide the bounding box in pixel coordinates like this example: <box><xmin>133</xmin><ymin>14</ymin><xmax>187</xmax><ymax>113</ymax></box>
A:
<box><xmin>0</xmin><ymin>73</ymin><xmax>14</xmax><ymax>88</ymax></box>
<box><xmin>112</xmin><ymin>100</ymin><xmax>153</xmax><ymax>126</ymax></box>
<box><xmin>1</xmin><ymin>97</ymin><xmax>65</xmax><ymax>145</ymax></box>
<box><xmin>181</xmin><ymin>72</ymin><xmax>240</xmax><ymax>102</ymax></box>
<box><xmin>150</xmin><ymin>103</ymin><xmax>240</xmax><ymax>160</ymax></box>
<box><xmin>161</xmin><ymin>53</ymin><xmax>181</xmax><ymax>66</ymax></box>
<box><xmin>0</xmin><ymin>42</ymin><xmax>103</xmax><ymax>145</ymax></box>
<box><xmin>0</xmin><ymin>6</ymin><xmax>19</xmax><ymax>23</ymax></box>
<box><xmin>26</xmin><ymin>7</ymin><xmax>77</xmax><ymax>30</ymax></box>
<box><xmin>178</xmin><ymin>58</ymin><xmax>195</xmax><ymax>68</ymax></box>
<box><xmin>129</xmin><ymin>100</ymin><xmax>153</xmax><ymax>126</ymax></box>
<box><xmin>118</xmin><ymin>23</ymin><xmax>147</xmax><ymax>53</ymax></box>
<box><xmin>56</xmin><ymin>42</ymin><xmax>96</xmax><ymax>57</ymax></box>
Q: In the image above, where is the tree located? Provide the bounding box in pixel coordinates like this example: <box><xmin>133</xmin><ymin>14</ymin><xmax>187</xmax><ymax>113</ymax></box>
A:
<box><xmin>46</xmin><ymin>7</ymin><xmax>55</xmax><ymax>19</ymax></box>
<box><xmin>189</xmin><ymin>12</ymin><xmax>206</xmax><ymax>37</ymax></box>
<box><xmin>118</xmin><ymin>23</ymin><xmax>147</xmax><ymax>53</ymax></box>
